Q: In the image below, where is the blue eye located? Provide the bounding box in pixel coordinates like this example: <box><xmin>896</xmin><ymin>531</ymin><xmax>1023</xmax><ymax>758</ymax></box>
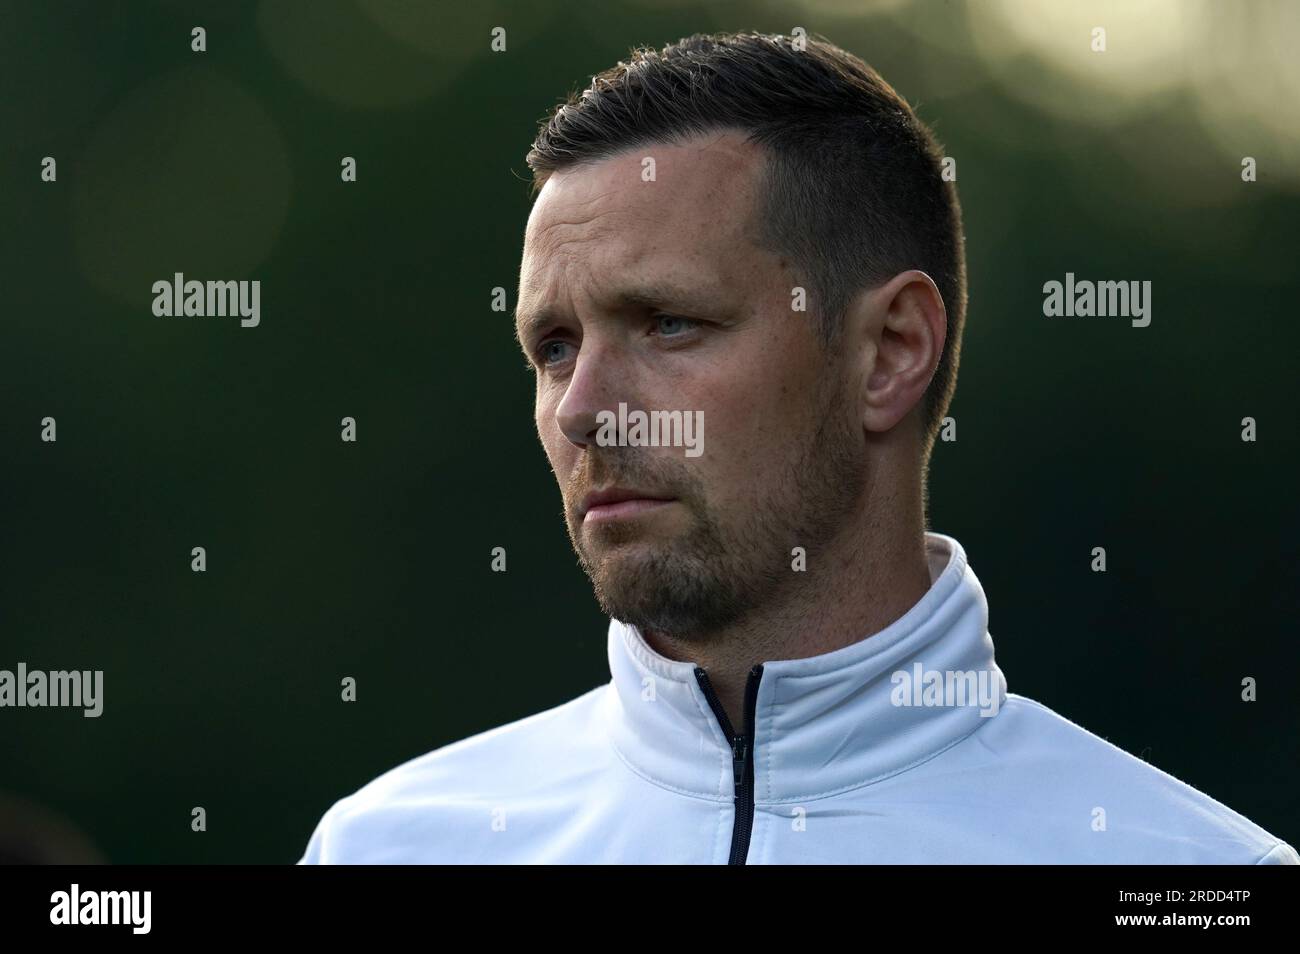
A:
<box><xmin>653</xmin><ymin>314</ymin><xmax>699</xmax><ymax>336</ymax></box>
<box><xmin>539</xmin><ymin>340</ymin><xmax>574</xmax><ymax>365</ymax></box>
<box><xmin>534</xmin><ymin>316</ymin><xmax>699</xmax><ymax>368</ymax></box>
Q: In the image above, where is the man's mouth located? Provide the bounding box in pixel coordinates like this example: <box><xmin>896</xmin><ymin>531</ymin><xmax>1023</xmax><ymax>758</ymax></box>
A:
<box><xmin>578</xmin><ymin>486</ymin><xmax>677</xmax><ymax>523</ymax></box>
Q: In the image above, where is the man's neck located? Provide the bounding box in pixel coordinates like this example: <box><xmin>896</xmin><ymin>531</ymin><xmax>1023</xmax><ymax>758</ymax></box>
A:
<box><xmin>642</xmin><ymin>487</ymin><xmax>933</xmax><ymax>734</ymax></box>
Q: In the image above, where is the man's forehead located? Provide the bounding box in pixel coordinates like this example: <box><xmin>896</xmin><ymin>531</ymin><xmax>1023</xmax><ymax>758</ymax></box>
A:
<box><xmin>518</xmin><ymin>131</ymin><xmax>768</xmax><ymax>323</ymax></box>
<box><xmin>523</xmin><ymin>130</ymin><xmax>765</xmax><ymax>252</ymax></box>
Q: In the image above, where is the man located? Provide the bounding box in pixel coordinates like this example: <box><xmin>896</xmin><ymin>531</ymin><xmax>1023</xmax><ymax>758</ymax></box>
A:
<box><xmin>298</xmin><ymin>32</ymin><xmax>1296</xmax><ymax>864</ymax></box>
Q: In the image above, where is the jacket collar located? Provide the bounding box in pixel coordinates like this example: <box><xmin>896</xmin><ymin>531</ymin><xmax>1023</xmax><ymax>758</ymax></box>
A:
<box><xmin>603</xmin><ymin>532</ymin><xmax>1006</xmax><ymax>802</ymax></box>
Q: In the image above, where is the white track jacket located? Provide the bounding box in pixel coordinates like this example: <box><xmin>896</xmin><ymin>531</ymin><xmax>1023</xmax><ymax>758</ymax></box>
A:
<box><xmin>299</xmin><ymin>533</ymin><xmax>1297</xmax><ymax>864</ymax></box>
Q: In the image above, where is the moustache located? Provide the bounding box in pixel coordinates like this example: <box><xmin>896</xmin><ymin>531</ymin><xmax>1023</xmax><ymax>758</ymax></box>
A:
<box><xmin>564</xmin><ymin>451</ymin><xmax>689</xmax><ymax>513</ymax></box>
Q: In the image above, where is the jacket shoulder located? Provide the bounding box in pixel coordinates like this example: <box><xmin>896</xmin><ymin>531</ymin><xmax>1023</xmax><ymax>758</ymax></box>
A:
<box><xmin>297</xmin><ymin>684</ymin><xmax>610</xmax><ymax>863</ymax></box>
<box><xmin>979</xmin><ymin>693</ymin><xmax>1296</xmax><ymax>863</ymax></box>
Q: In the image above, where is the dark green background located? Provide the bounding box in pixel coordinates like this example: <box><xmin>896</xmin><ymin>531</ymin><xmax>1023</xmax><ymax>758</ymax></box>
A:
<box><xmin>2</xmin><ymin>0</ymin><xmax>1296</xmax><ymax>863</ymax></box>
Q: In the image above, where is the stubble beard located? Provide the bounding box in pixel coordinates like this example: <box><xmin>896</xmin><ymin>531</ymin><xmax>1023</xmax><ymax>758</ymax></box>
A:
<box><xmin>564</xmin><ymin>383</ymin><xmax>865</xmax><ymax>643</ymax></box>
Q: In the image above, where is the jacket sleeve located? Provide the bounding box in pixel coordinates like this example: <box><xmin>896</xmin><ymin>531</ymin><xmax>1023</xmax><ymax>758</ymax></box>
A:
<box><xmin>1255</xmin><ymin>841</ymin><xmax>1299</xmax><ymax>864</ymax></box>
<box><xmin>295</xmin><ymin>801</ymin><xmax>340</xmax><ymax>864</ymax></box>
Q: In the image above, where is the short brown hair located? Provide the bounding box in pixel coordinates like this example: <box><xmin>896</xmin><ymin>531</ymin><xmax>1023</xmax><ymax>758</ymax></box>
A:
<box><xmin>526</xmin><ymin>30</ymin><xmax>967</xmax><ymax>457</ymax></box>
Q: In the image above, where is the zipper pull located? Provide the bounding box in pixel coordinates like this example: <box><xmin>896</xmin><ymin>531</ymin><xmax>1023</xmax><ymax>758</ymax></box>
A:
<box><xmin>732</xmin><ymin>738</ymin><xmax>748</xmax><ymax>788</ymax></box>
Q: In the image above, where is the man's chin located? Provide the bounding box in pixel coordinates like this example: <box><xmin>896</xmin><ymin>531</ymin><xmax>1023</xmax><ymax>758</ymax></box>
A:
<box><xmin>581</xmin><ymin>541</ymin><xmax>672</xmax><ymax>585</ymax></box>
<box><xmin>572</xmin><ymin>512</ymin><xmax>687</xmax><ymax>565</ymax></box>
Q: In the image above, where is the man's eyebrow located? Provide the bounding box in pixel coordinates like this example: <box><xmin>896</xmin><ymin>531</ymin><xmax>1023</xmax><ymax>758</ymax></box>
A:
<box><xmin>514</xmin><ymin>281</ymin><xmax>728</xmax><ymax>344</ymax></box>
<box><xmin>513</xmin><ymin>306</ymin><xmax>556</xmax><ymax>346</ymax></box>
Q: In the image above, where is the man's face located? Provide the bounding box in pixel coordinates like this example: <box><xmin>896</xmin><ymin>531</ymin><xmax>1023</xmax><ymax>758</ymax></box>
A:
<box><xmin>516</xmin><ymin>130</ymin><xmax>867</xmax><ymax>641</ymax></box>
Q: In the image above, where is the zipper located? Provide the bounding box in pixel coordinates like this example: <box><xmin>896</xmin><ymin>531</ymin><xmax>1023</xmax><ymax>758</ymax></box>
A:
<box><xmin>694</xmin><ymin>663</ymin><xmax>764</xmax><ymax>865</ymax></box>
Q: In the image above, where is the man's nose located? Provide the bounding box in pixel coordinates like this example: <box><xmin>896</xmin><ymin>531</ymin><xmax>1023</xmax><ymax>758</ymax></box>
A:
<box><xmin>554</xmin><ymin>344</ymin><xmax>627</xmax><ymax>451</ymax></box>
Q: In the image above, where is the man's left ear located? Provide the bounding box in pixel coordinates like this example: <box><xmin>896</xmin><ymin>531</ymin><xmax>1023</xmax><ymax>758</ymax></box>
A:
<box><xmin>859</xmin><ymin>269</ymin><xmax>947</xmax><ymax>435</ymax></box>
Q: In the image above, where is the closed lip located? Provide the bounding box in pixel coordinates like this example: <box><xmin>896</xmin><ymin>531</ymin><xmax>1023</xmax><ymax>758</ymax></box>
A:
<box><xmin>578</xmin><ymin>487</ymin><xmax>676</xmax><ymax>519</ymax></box>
